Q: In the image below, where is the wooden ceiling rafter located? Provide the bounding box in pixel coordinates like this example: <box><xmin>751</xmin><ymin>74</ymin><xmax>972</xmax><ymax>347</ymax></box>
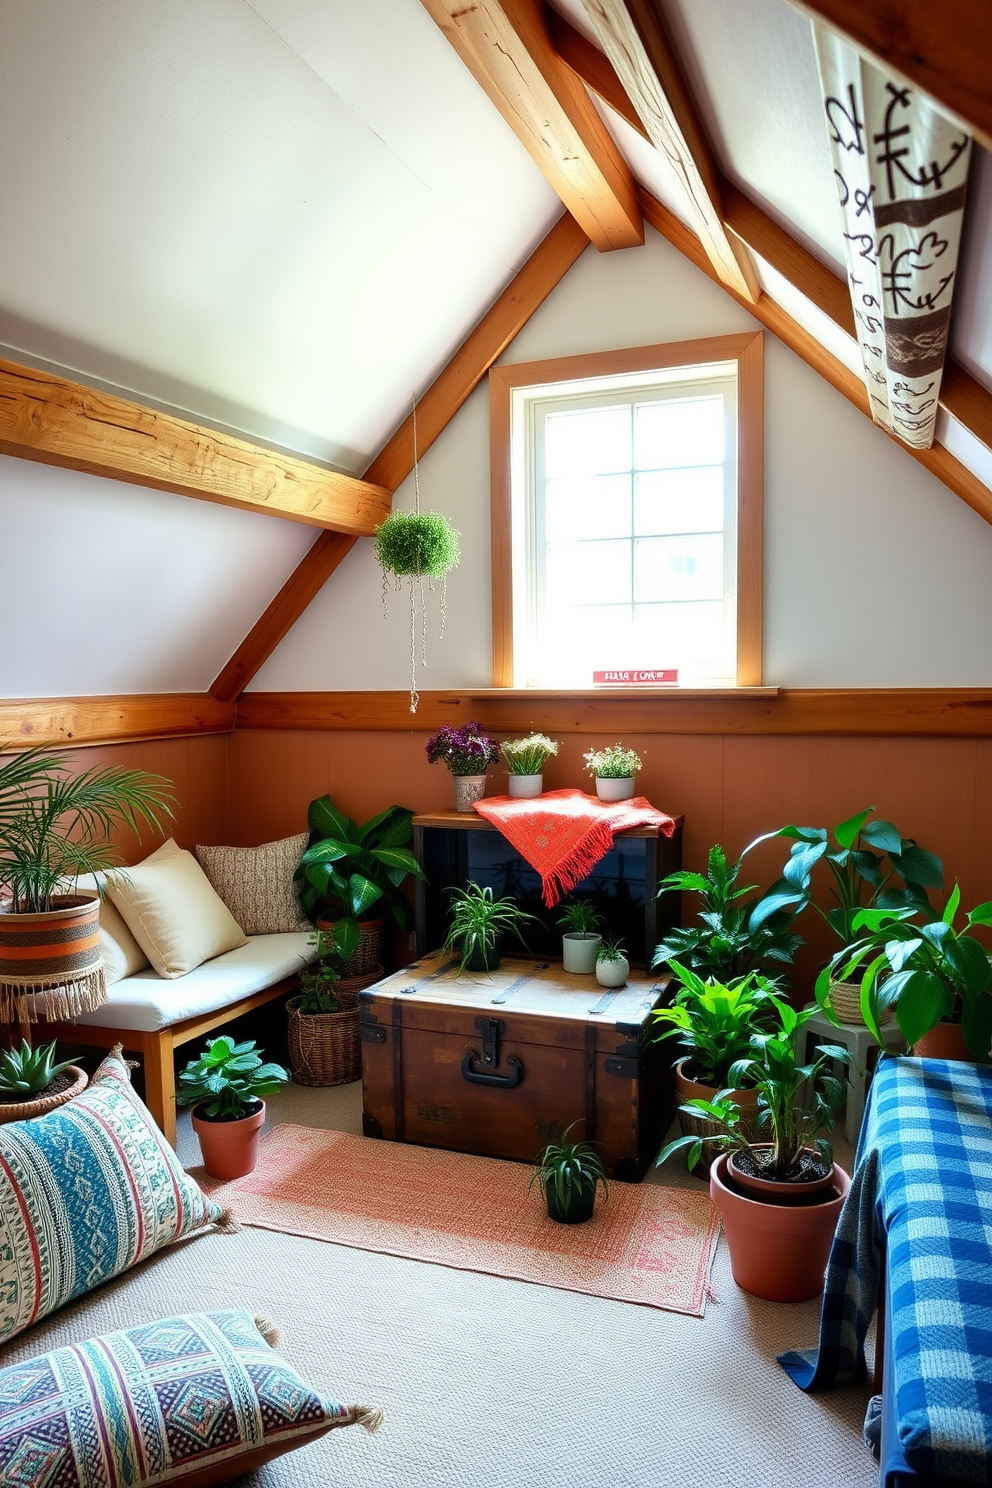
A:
<box><xmin>0</xmin><ymin>359</ymin><xmax>391</xmax><ymax>534</ymax></box>
<box><xmin>550</xmin><ymin>11</ymin><xmax>992</xmax><ymax>460</ymax></box>
<box><xmin>209</xmin><ymin>211</ymin><xmax>590</xmax><ymax>703</ymax></box>
<box><xmin>418</xmin><ymin>0</ymin><xmax>643</xmax><ymax>251</ymax></box>
<box><xmin>577</xmin><ymin>0</ymin><xmax>759</xmax><ymax>302</ymax></box>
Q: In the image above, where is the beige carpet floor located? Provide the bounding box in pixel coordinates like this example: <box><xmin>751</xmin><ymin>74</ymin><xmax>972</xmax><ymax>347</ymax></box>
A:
<box><xmin>3</xmin><ymin>1082</ymin><xmax>877</xmax><ymax>1488</ymax></box>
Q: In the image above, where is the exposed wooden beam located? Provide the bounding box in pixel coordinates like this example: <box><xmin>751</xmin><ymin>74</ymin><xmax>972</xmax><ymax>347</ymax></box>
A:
<box><xmin>786</xmin><ymin>0</ymin><xmax>992</xmax><ymax>154</ymax></box>
<box><xmin>0</xmin><ymin>360</ymin><xmax>391</xmax><ymax>535</ymax></box>
<box><xmin>0</xmin><ymin>694</ymin><xmax>235</xmax><ymax>751</ymax></box>
<box><xmin>235</xmin><ymin>687</ymin><xmax>992</xmax><ymax>737</ymax></box>
<box><xmin>419</xmin><ymin>0</ymin><xmax>642</xmax><ymax>250</ymax></box>
<box><xmin>640</xmin><ymin>189</ymin><xmax>992</xmax><ymax>528</ymax></box>
<box><xmin>578</xmin><ymin>0</ymin><xmax>758</xmax><ymax>300</ymax></box>
<box><xmin>209</xmin><ymin>212</ymin><xmax>590</xmax><ymax>702</ymax></box>
<box><xmin>550</xmin><ymin>13</ymin><xmax>992</xmax><ymax>458</ymax></box>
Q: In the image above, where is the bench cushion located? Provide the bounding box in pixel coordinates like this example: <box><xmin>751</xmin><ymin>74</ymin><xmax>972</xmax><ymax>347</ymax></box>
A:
<box><xmin>73</xmin><ymin>933</ymin><xmax>317</xmax><ymax>1032</ymax></box>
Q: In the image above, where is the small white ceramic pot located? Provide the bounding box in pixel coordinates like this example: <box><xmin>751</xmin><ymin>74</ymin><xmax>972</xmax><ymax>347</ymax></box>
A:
<box><xmin>596</xmin><ymin>956</ymin><xmax>629</xmax><ymax>988</ymax></box>
<box><xmin>595</xmin><ymin>776</ymin><xmax>635</xmax><ymax>802</ymax></box>
<box><xmin>453</xmin><ymin>774</ymin><xmax>487</xmax><ymax>812</ymax></box>
<box><xmin>562</xmin><ymin>932</ymin><xmax>602</xmax><ymax>973</ymax></box>
<box><xmin>508</xmin><ymin>774</ymin><xmax>543</xmax><ymax>799</ymax></box>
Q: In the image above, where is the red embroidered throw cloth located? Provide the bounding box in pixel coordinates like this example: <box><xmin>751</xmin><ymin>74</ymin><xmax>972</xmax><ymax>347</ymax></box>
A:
<box><xmin>473</xmin><ymin>788</ymin><xmax>676</xmax><ymax>907</ymax></box>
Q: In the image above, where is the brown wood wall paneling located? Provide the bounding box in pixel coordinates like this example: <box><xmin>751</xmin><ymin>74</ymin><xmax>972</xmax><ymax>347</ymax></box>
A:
<box><xmin>0</xmin><ymin>694</ymin><xmax>235</xmax><ymax>751</ymax></box>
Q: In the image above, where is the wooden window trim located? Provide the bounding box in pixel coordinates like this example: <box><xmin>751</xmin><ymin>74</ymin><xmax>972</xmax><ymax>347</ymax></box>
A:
<box><xmin>488</xmin><ymin>331</ymin><xmax>764</xmax><ymax>689</ymax></box>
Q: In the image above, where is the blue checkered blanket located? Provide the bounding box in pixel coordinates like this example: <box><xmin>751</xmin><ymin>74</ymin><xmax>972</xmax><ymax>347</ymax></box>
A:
<box><xmin>780</xmin><ymin>1056</ymin><xmax>992</xmax><ymax>1481</ymax></box>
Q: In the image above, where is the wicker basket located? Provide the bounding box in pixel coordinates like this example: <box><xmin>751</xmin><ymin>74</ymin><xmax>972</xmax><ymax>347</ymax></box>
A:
<box><xmin>826</xmin><ymin>978</ymin><xmax>894</xmax><ymax>1026</ymax></box>
<box><xmin>0</xmin><ymin>1064</ymin><xmax>88</xmax><ymax>1125</ymax></box>
<box><xmin>287</xmin><ymin>964</ymin><xmax>384</xmax><ymax>1087</ymax></box>
<box><xmin>316</xmin><ymin>918</ymin><xmax>385</xmax><ymax>979</ymax></box>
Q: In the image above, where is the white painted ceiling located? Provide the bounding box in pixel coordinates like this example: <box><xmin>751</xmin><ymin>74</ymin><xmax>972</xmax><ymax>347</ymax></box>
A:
<box><xmin>1</xmin><ymin>0</ymin><xmax>991</xmax><ymax>697</ymax></box>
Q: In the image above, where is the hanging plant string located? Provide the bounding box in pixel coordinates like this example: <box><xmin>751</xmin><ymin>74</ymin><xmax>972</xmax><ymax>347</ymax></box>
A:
<box><xmin>374</xmin><ymin>394</ymin><xmax>461</xmax><ymax>714</ymax></box>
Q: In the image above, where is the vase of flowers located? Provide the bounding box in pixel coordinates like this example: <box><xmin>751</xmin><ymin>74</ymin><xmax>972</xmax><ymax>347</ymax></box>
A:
<box><xmin>583</xmin><ymin>743</ymin><xmax>643</xmax><ymax>801</ymax></box>
<box><xmin>426</xmin><ymin>723</ymin><xmax>501</xmax><ymax>812</ymax></box>
<box><xmin>501</xmin><ymin>733</ymin><xmax>559</xmax><ymax>798</ymax></box>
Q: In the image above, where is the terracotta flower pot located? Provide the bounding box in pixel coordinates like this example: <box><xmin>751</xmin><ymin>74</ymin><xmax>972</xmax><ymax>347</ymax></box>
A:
<box><xmin>913</xmin><ymin>1022</ymin><xmax>973</xmax><ymax>1060</ymax></box>
<box><xmin>674</xmin><ymin>1059</ymin><xmax>761</xmax><ymax>1176</ymax></box>
<box><xmin>710</xmin><ymin>1152</ymin><xmax>850</xmax><ymax>1302</ymax></box>
<box><xmin>727</xmin><ymin>1145</ymin><xmax>837</xmax><ymax>1205</ymax></box>
<box><xmin>192</xmin><ymin>1101</ymin><xmax>266</xmax><ymax>1181</ymax></box>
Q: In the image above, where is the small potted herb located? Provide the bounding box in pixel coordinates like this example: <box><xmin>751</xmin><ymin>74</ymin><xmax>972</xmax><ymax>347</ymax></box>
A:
<box><xmin>287</xmin><ymin>933</ymin><xmax>362</xmax><ymax>1087</ymax></box>
<box><xmin>583</xmin><ymin>743</ymin><xmax>643</xmax><ymax>802</ymax></box>
<box><xmin>425</xmin><ymin>723</ymin><xmax>501</xmax><ymax>813</ymax></box>
<box><xmin>531</xmin><ymin>1123</ymin><xmax>608</xmax><ymax>1224</ymax></box>
<box><xmin>0</xmin><ymin>1039</ymin><xmax>87</xmax><ymax>1123</ymax></box>
<box><xmin>557</xmin><ymin>899</ymin><xmax>604</xmax><ymax>973</ymax></box>
<box><xmin>595</xmin><ymin>939</ymin><xmax>629</xmax><ymax>988</ymax></box>
<box><xmin>177</xmin><ymin>1037</ymin><xmax>289</xmax><ymax>1180</ymax></box>
<box><xmin>501</xmin><ymin>733</ymin><xmax>559</xmax><ymax>799</ymax></box>
<box><xmin>443</xmin><ymin>881</ymin><xmax>539</xmax><ymax>973</ymax></box>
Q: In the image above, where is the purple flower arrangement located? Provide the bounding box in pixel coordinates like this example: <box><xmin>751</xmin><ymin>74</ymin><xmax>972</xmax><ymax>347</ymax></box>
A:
<box><xmin>425</xmin><ymin>723</ymin><xmax>501</xmax><ymax>777</ymax></box>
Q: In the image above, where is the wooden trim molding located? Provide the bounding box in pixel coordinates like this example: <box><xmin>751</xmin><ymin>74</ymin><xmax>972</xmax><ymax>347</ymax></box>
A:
<box><xmin>418</xmin><ymin>0</ymin><xmax>643</xmax><ymax>250</ymax></box>
<box><xmin>235</xmin><ymin>688</ymin><xmax>992</xmax><ymax>737</ymax></box>
<box><xmin>209</xmin><ymin>212</ymin><xmax>589</xmax><ymax>703</ymax></box>
<box><xmin>0</xmin><ymin>695</ymin><xmax>236</xmax><ymax>751</ymax></box>
<box><xmin>785</xmin><ymin>0</ymin><xmax>992</xmax><ymax>154</ymax></box>
<box><xmin>489</xmin><ymin>332</ymin><xmax>765</xmax><ymax>688</ymax></box>
<box><xmin>0</xmin><ymin>359</ymin><xmax>391</xmax><ymax>535</ymax></box>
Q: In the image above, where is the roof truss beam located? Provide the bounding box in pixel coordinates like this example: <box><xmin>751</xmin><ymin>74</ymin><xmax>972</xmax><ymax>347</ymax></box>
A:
<box><xmin>0</xmin><ymin>360</ymin><xmax>391</xmax><ymax>534</ymax></box>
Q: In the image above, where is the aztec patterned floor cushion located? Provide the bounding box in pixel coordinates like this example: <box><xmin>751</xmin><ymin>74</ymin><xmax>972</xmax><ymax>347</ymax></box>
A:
<box><xmin>0</xmin><ymin>1046</ymin><xmax>228</xmax><ymax>1346</ymax></box>
<box><xmin>0</xmin><ymin>1310</ymin><xmax>382</xmax><ymax>1487</ymax></box>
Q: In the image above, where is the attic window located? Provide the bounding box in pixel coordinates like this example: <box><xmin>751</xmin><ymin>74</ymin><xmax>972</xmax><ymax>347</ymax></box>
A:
<box><xmin>489</xmin><ymin>334</ymin><xmax>764</xmax><ymax>689</ymax></box>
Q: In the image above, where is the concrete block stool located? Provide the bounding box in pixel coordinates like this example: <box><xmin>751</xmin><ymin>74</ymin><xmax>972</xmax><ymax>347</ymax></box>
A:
<box><xmin>800</xmin><ymin>1006</ymin><xmax>907</xmax><ymax>1144</ymax></box>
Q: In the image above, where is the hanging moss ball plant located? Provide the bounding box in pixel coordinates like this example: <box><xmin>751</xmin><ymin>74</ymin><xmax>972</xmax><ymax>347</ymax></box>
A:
<box><xmin>375</xmin><ymin>511</ymin><xmax>461</xmax><ymax>714</ymax></box>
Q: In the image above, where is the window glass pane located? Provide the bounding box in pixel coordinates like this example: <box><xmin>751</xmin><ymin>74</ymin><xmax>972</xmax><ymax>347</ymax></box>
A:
<box><xmin>546</xmin><ymin>540</ymin><xmax>631</xmax><ymax>607</ymax></box>
<box><xmin>635</xmin><ymin>468</ymin><xmax>723</xmax><ymax>536</ymax></box>
<box><xmin>634</xmin><ymin>396</ymin><xmax>724</xmax><ymax>470</ymax></box>
<box><xmin>634</xmin><ymin>533</ymin><xmax>723</xmax><ymax>603</ymax></box>
<box><xmin>537</xmin><ymin>606</ymin><xmax>633</xmax><ymax>686</ymax></box>
<box><xmin>545</xmin><ymin>405</ymin><xmax>631</xmax><ymax>479</ymax></box>
<box><xmin>546</xmin><ymin>475</ymin><xmax>631</xmax><ymax>542</ymax></box>
<box><xmin>634</xmin><ymin>601</ymin><xmax>729</xmax><ymax>670</ymax></box>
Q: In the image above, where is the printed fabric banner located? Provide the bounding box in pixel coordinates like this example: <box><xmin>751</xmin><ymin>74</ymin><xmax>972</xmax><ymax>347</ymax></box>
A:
<box><xmin>813</xmin><ymin>25</ymin><xmax>971</xmax><ymax>450</ymax></box>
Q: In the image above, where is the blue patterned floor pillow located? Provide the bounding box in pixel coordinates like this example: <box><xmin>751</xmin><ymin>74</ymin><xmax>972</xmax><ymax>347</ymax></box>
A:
<box><xmin>0</xmin><ymin>1310</ymin><xmax>382</xmax><ymax>1486</ymax></box>
<box><xmin>0</xmin><ymin>1046</ymin><xmax>228</xmax><ymax>1346</ymax></box>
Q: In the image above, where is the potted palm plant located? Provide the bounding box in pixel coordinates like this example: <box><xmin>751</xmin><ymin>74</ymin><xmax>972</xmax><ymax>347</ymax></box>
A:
<box><xmin>295</xmin><ymin>797</ymin><xmax>425</xmax><ymax>977</ymax></box>
<box><xmin>816</xmin><ymin>886</ymin><xmax>992</xmax><ymax>1059</ymax></box>
<box><xmin>287</xmin><ymin>933</ymin><xmax>361</xmax><ymax>1087</ymax></box>
<box><xmin>0</xmin><ymin>745</ymin><xmax>173</xmax><ymax>1022</ymax></box>
<box><xmin>659</xmin><ymin>996</ymin><xmax>851</xmax><ymax>1302</ymax></box>
<box><xmin>530</xmin><ymin>1123</ymin><xmax>608</xmax><ymax>1224</ymax></box>
<box><xmin>0</xmin><ymin>1039</ymin><xmax>87</xmax><ymax>1123</ymax></box>
<box><xmin>583</xmin><ymin>743</ymin><xmax>642</xmax><ymax>802</ymax></box>
<box><xmin>443</xmin><ymin>882</ymin><xmax>539</xmax><ymax>973</ymax></box>
<box><xmin>501</xmin><ymin>733</ymin><xmax>559</xmax><ymax>798</ymax></box>
<box><xmin>177</xmin><ymin>1036</ymin><xmax>289</xmax><ymax>1180</ymax></box>
<box><xmin>425</xmin><ymin>723</ymin><xmax>501</xmax><ymax>812</ymax></box>
<box><xmin>557</xmin><ymin>899</ymin><xmax>604</xmax><ymax>973</ymax></box>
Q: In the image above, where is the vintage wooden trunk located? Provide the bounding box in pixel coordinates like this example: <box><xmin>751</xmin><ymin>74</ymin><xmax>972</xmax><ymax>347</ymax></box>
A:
<box><xmin>360</xmin><ymin>952</ymin><xmax>672</xmax><ymax>1180</ymax></box>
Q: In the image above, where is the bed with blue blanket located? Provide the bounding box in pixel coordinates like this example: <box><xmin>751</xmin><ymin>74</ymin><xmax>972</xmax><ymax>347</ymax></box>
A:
<box><xmin>780</xmin><ymin>1056</ymin><xmax>992</xmax><ymax>1486</ymax></box>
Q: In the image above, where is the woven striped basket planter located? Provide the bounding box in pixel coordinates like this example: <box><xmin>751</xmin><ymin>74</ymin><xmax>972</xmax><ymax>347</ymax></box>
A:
<box><xmin>0</xmin><ymin>893</ymin><xmax>107</xmax><ymax>1023</ymax></box>
<box><xmin>316</xmin><ymin>917</ymin><xmax>386</xmax><ymax>979</ymax></box>
<box><xmin>0</xmin><ymin>1065</ymin><xmax>88</xmax><ymax>1125</ymax></box>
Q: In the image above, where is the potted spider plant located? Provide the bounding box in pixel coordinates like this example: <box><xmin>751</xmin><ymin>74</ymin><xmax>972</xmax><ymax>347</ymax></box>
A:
<box><xmin>557</xmin><ymin>899</ymin><xmax>604</xmax><ymax>973</ymax></box>
<box><xmin>287</xmin><ymin>933</ymin><xmax>362</xmax><ymax>1087</ymax></box>
<box><xmin>443</xmin><ymin>882</ymin><xmax>538</xmax><ymax>973</ymax></box>
<box><xmin>177</xmin><ymin>1036</ymin><xmax>289</xmax><ymax>1180</ymax></box>
<box><xmin>595</xmin><ymin>939</ymin><xmax>629</xmax><ymax>988</ymax></box>
<box><xmin>0</xmin><ymin>745</ymin><xmax>173</xmax><ymax>1022</ymax></box>
<box><xmin>501</xmin><ymin>733</ymin><xmax>559</xmax><ymax>799</ymax></box>
<box><xmin>583</xmin><ymin>743</ymin><xmax>642</xmax><ymax>802</ymax></box>
<box><xmin>659</xmin><ymin>996</ymin><xmax>851</xmax><ymax>1302</ymax></box>
<box><xmin>530</xmin><ymin>1122</ymin><xmax>608</xmax><ymax>1224</ymax></box>
<box><xmin>0</xmin><ymin>1039</ymin><xmax>87</xmax><ymax>1123</ymax></box>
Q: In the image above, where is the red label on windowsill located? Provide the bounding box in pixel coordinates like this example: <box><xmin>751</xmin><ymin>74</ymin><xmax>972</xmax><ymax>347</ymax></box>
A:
<box><xmin>592</xmin><ymin>669</ymin><xmax>679</xmax><ymax>686</ymax></box>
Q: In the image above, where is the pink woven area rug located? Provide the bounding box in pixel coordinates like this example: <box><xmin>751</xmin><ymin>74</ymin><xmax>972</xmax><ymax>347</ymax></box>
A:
<box><xmin>210</xmin><ymin>1124</ymin><xmax>721</xmax><ymax>1316</ymax></box>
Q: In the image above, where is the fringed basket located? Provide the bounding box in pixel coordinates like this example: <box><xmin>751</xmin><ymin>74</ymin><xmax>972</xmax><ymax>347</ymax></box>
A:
<box><xmin>287</xmin><ymin>965</ymin><xmax>384</xmax><ymax>1087</ymax></box>
<box><xmin>0</xmin><ymin>1065</ymin><xmax>88</xmax><ymax>1125</ymax></box>
<box><xmin>0</xmin><ymin>894</ymin><xmax>107</xmax><ymax>1023</ymax></box>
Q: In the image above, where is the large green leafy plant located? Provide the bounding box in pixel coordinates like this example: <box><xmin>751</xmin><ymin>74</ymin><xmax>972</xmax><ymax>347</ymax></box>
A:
<box><xmin>816</xmin><ymin>887</ymin><xmax>992</xmax><ymax>1057</ymax></box>
<box><xmin>652</xmin><ymin>961</ymin><xmax>778</xmax><ymax>1088</ymax></box>
<box><xmin>0</xmin><ymin>744</ymin><xmax>174</xmax><ymax>914</ymax></box>
<box><xmin>176</xmin><ymin>1037</ymin><xmax>288</xmax><ymax>1120</ymax></box>
<box><xmin>653</xmin><ymin>842</ymin><xmax>804</xmax><ymax>982</ymax></box>
<box><xmin>294</xmin><ymin>797</ymin><xmax>425</xmax><ymax>963</ymax></box>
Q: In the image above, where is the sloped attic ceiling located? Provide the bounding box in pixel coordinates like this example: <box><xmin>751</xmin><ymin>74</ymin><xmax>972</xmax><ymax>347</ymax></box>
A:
<box><xmin>2</xmin><ymin>0</ymin><xmax>991</xmax><ymax>701</ymax></box>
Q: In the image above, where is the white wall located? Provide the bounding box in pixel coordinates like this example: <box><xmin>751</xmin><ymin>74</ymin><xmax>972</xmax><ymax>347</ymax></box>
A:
<box><xmin>253</xmin><ymin>226</ymin><xmax>992</xmax><ymax>690</ymax></box>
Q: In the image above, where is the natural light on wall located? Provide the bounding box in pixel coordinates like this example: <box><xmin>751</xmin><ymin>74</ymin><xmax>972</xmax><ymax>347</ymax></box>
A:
<box><xmin>509</xmin><ymin>363</ymin><xmax>738</xmax><ymax>688</ymax></box>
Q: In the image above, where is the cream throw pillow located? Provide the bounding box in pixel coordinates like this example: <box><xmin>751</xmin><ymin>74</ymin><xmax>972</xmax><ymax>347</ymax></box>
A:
<box><xmin>195</xmin><ymin>832</ymin><xmax>311</xmax><ymax>935</ymax></box>
<box><xmin>105</xmin><ymin>839</ymin><xmax>248</xmax><ymax>979</ymax></box>
<box><xmin>75</xmin><ymin>872</ymin><xmax>149</xmax><ymax>985</ymax></box>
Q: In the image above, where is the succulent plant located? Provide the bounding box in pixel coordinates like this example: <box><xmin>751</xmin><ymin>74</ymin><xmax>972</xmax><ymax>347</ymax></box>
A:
<box><xmin>0</xmin><ymin>1039</ymin><xmax>74</xmax><ymax>1095</ymax></box>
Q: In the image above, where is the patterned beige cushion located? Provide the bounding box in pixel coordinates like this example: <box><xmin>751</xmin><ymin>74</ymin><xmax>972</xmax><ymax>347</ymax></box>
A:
<box><xmin>105</xmin><ymin>840</ymin><xmax>248</xmax><ymax>979</ymax></box>
<box><xmin>195</xmin><ymin>832</ymin><xmax>311</xmax><ymax>935</ymax></box>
